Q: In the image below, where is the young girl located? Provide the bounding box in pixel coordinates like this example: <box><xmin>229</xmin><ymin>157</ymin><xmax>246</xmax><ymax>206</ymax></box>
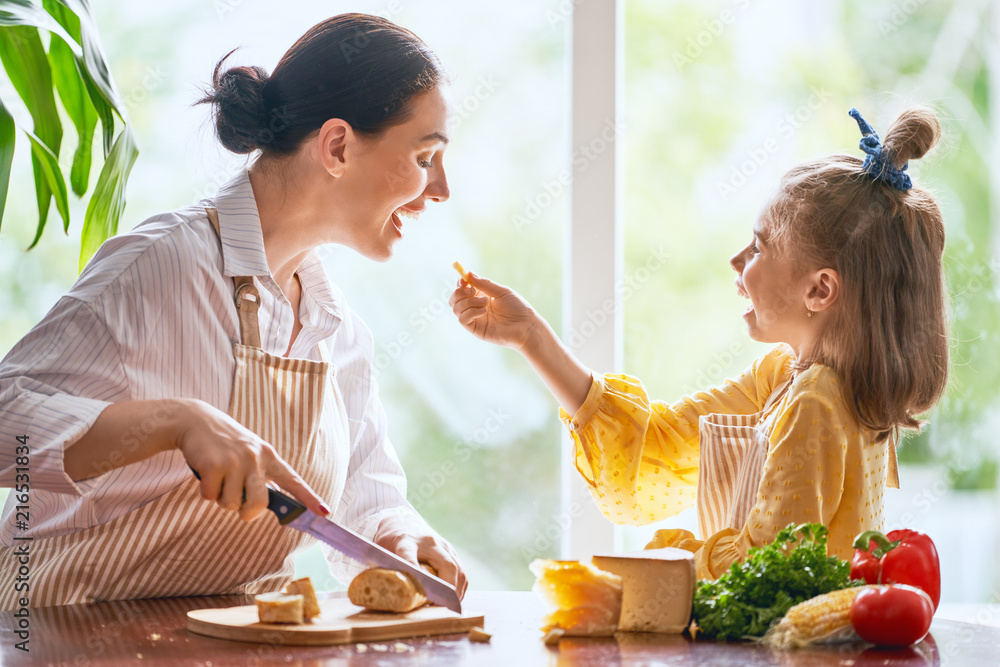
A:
<box><xmin>450</xmin><ymin>107</ymin><xmax>949</xmax><ymax>579</ymax></box>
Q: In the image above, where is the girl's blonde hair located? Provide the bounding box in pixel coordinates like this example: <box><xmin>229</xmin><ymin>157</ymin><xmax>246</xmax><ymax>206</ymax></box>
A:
<box><xmin>765</xmin><ymin>107</ymin><xmax>948</xmax><ymax>442</ymax></box>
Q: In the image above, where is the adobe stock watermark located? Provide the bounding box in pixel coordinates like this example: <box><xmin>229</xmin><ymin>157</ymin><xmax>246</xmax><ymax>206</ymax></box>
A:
<box><xmin>89</xmin><ymin>403</ymin><xmax>180</xmax><ymax>478</ymax></box>
<box><xmin>452</xmin><ymin>75</ymin><xmax>501</xmax><ymax>130</ymax></box>
<box><xmin>545</xmin><ymin>0</ymin><xmax>586</xmax><ymax>29</ymax></box>
<box><xmin>371</xmin><ymin>277</ymin><xmax>460</xmax><ymax>377</ymax></box>
<box><xmin>565</xmin><ymin>245</ymin><xmax>669</xmax><ymax>351</ymax></box>
<box><xmin>512</xmin><ymin>117</ymin><xmax>627</xmax><ymax>233</ymax></box>
<box><xmin>679</xmin><ymin>340</ymin><xmax>746</xmax><ymax>396</ymax></box>
<box><xmin>520</xmin><ymin>501</ymin><xmax>585</xmax><ymax>562</ymax></box>
<box><xmin>409</xmin><ymin>406</ymin><xmax>512</xmax><ymax>511</ymax></box>
<box><xmin>715</xmin><ymin>86</ymin><xmax>831</xmax><ymax>202</ymax></box>
<box><xmin>878</xmin><ymin>0</ymin><xmax>930</xmax><ymax>36</ymax></box>
<box><xmin>192</xmin><ymin>167</ymin><xmax>240</xmax><ymax>204</ymax></box>
<box><xmin>673</xmin><ymin>0</ymin><xmax>753</xmax><ymax>72</ymax></box>
<box><xmin>123</xmin><ymin>65</ymin><xmax>167</xmax><ymax>110</ymax></box>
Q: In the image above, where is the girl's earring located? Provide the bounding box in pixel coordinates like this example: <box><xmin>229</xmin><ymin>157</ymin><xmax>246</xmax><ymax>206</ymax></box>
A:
<box><xmin>807</xmin><ymin>309</ymin><xmax>814</xmax><ymax>318</ymax></box>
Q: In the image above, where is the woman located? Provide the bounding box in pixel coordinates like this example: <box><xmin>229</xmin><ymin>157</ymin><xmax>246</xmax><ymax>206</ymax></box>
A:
<box><xmin>0</xmin><ymin>13</ymin><xmax>466</xmax><ymax>608</ymax></box>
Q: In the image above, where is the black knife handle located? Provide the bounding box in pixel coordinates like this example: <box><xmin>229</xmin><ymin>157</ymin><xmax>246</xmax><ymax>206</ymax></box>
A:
<box><xmin>188</xmin><ymin>465</ymin><xmax>307</xmax><ymax>525</ymax></box>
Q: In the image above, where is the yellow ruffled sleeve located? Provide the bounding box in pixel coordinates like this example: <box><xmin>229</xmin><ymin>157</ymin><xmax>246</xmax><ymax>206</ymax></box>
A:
<box><xmin>558</xmin><ymin>345</ymin><xmax>794</xmax><ymax>526</ymax></box>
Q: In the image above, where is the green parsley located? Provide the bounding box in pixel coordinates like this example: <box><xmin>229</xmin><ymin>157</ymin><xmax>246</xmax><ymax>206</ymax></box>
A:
<box><xmin>692</xmin><ymin>522</ymin><xmax>860</xmax><ymax>641</ymax></box>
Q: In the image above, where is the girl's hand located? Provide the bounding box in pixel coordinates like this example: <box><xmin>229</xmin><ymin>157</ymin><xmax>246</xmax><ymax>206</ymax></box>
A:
<box><xmin>175</xmin><ymin>399</ymin><xmax>330</xmax><ymax>522</ymax></box>
<box><xmin>449</xmin><ymin>273</ymin><xmax>541</xmax><ymax>352</ymax></box>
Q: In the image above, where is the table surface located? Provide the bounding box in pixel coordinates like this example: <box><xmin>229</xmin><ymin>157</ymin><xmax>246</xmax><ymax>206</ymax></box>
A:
<box><xmin>2</xmin><ymin>591</ymin><xmax>998</xmax><ymax>666</ymax></box>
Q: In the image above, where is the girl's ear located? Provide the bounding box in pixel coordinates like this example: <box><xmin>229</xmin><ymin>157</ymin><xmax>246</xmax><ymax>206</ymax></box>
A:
<box><xmin>805</xmin><ymin>268</ymin><xmax>840</xmax><ymax>313</ymax></box>
<box><xmin>316</xmin><ymin>118</ymin><xmax>354</xmax><ymax>177</ymax></box>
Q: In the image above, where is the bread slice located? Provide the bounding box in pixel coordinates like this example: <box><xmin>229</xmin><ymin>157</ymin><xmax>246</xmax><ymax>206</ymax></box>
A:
<box><xmin>348</xmin><ymin>568</ymin><xmax>429</xmax><ymax>613</ymax></box>
<box><xmin>284</xmin><ymin>577</ymin><xmax>321</xmax><ymax>620</ymax></box>
<box><xmin>254</xmin><ymin>592</ymin><xmax>304</xmax><ymax>624</ymax></box>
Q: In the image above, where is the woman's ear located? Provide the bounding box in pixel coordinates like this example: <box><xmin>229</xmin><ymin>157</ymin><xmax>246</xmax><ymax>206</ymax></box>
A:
<box><xmin>805</xmin><ymin>268</ymin><xmax>840</xmax><ymax>314</ymax></box>
<box><xmin>316</xmin><ymin>118</ymin><xmax>353</xmax><ymax>177</ymax></box>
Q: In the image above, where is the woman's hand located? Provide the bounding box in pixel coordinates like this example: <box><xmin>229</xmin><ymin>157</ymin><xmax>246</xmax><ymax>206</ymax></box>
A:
<box><xmin>175</xmin><ymin>399</ymin><xmax>330</xmax><ymax>523</ymax></box>
<box><xmin>374</xmin><ymin>514</ymin><xmax>469</xmax><ymax>599</ymax></box>
<box><xmin>449</xmin><ymin>272</ymin><xmax>540</xmax><ymax>352</ymax></box>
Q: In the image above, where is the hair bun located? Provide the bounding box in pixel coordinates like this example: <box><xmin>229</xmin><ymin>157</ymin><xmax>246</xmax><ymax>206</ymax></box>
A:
<box><xmin>199</xmin><ymin>50</ymin><xmax>270</xmax><ymax>154</ymax></box>
<box><xmin>882</xmin><ymin>106</ymin><xmax>942</xmax><ymax>168</ymax></box>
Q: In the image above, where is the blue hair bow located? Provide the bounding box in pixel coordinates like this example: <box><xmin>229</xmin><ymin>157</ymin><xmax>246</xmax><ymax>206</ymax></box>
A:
<box><xmin>848</xmin><ymin>107</ymin><xmax>912</xmax><ymax>191</ymax></box>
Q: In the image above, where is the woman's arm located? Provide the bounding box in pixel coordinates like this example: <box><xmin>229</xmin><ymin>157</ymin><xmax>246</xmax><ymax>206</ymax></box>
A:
<box><xmin>449</xmin><ymin>273</ymin><xmax>592</xmax><ymax>414</ymax></box>
<box><xmin>65</xmin><ymin>397</ymin><xmax>331</xmax><ymax>521</ymax></box>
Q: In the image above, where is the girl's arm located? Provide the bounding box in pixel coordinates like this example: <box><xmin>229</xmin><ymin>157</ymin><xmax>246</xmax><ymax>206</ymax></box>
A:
<box><xmin>449</xmin><ymin>273</ymin><xmax>592</xmax><ymax>415</ymax></box>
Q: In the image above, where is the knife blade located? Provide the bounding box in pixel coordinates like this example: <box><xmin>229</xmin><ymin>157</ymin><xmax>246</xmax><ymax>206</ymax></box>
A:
<box><xmin>265</xmin><ymin>486</ymin><xmax>462</xmax><ymax>614</ymax></box>
<box><xmin>187</xmin><ymin>467</ymin><xmax>461</xmax><ymax>613</ymax></box>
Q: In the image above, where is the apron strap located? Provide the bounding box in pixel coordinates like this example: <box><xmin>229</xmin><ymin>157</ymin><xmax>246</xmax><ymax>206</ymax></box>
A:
<box><xmin>205</xmin><ymin>207</ymin><xmax>263</xmax><ymax>349</ymax></box>
<box><xmin>886</xmin><ymin>431</ymin><xmax>900</xmax><ymax>489</ymax></box>
<box><xmin>762</xmin><ymin>376</ymin><xmax>793</xmax><ymax>412</ymax></box>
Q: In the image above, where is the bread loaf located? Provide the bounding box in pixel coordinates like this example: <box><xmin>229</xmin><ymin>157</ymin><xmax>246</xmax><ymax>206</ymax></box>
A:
<box><xmin>348</xmin><ymin>568</ymin><xmax>429</xmax><ymax>613</ymax></box>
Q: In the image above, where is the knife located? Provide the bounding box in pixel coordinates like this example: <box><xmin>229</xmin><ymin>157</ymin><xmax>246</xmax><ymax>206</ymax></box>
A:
<box><xmin>189</xmin><ymin>468</ymin><xmax>462</xmax><ymax>613</ymax></box>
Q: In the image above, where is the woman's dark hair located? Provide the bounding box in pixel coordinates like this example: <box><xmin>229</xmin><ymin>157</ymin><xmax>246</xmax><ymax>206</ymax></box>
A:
<box><xmin>197</xmin><ymin>13</ymin><xmax>444</xmax><ymax>155</ymax></box>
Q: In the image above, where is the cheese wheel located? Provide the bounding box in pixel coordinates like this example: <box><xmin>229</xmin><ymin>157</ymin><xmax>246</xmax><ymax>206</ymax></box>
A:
<box><xmin>255</xmin><ymin>592</ymin><xmax>304</xmax><ymax>624</ymax></box>
<box><xmin>591</xmin><ymin>548</ymin><xmax>695</xmax><ymax>634</ymax></box>
<box><xmin>284</xmin><ymin>577</ymin><xmax>321</xmax><ymax>620</ymax></box>
<box><xmin>348</xmin><ymin>568</ymin><xmax>428</xmax><ymax>613</ymax></box>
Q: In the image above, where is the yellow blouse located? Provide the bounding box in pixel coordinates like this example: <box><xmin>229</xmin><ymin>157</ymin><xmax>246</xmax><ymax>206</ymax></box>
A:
<box><xmin>559</xmin><ymin>344</ymin><xmax>896</xmax><ymax>580</ymax></box>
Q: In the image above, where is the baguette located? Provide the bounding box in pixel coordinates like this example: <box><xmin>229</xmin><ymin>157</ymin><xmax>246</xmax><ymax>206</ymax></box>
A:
<box><xmin>348</xmin><ymin>568</ymin><xmax>429</xmax><ymax>613</ymax></box>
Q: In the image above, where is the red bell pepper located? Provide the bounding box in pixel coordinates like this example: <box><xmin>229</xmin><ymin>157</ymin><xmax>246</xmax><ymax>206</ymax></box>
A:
<box><xmin>851</xmin><ymin>529</ymin><xmax>941</xmax><ymax>610</ymax></box>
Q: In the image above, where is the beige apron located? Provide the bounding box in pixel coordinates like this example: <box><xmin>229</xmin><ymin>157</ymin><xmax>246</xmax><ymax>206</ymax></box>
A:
<box><xmin>0</xmin><ymin>208</ymin><xmax>350</xmax><ymax>608</ymax></box>
<box><xmin>695</xmin><ymin>377</ymin><xmax>899</xmax><ymax>539</ymax></box>
<box><xmin>695</xmin><ymin>380</ymin><xmax>793</xmax><ymax>539</ymax></box>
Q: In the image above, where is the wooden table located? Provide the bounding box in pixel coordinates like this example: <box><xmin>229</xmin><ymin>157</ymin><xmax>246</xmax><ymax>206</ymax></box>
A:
<box><xmin>2</xmin><ymin>591</ymin><xmax>998</xmax><ymax>666</ymax></box>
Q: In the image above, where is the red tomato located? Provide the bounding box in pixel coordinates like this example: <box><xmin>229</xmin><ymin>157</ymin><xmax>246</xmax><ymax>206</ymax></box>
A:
<box><xmin>850</xmin><ymin>584</ymin><xmax>934</xmax><ymax>647</ymax></box>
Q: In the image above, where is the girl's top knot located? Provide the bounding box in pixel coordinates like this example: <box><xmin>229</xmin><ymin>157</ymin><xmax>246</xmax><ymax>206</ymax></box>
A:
<box><xmin>848</xmin><ymin>106</ymin><xmax>942</xmax><ymax>193</ymax></box>
<box><xmin>849</xmin><ymin>107</ymin><xmax>912</xmax><ymax>191</ymax></box>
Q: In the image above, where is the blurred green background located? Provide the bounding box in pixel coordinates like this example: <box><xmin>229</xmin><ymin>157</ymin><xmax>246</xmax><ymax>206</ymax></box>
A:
<box><xmin>1</xmin><ymin>0</ymin><xmax>997</xmax><ymax>601</ymax></box>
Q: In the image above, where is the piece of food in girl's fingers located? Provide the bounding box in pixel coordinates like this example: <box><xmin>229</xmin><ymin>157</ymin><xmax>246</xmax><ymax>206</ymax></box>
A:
<box><xmin>453</xmin><ymin>260</ymin><xmax>470</xmax><ymax>283</ymax></box>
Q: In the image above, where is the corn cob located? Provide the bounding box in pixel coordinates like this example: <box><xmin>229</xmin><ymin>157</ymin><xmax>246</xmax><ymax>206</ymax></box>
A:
<box><xmin>762</xmin><ymin>586</ymin><xmax>871</xmax><ymax>649</ymax></box>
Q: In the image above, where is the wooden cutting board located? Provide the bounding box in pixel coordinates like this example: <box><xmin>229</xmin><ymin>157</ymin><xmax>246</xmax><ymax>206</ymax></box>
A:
<box><xmin>187</xmin><ymin>597</ymin><xmax>485</xmax><ymax>646</ymax></box>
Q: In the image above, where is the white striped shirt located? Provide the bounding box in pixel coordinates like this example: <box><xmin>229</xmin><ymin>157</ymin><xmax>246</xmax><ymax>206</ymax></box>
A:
<box><xmin>0</xmin><ymin>170</ymin><xmax>418</xmax><ymax>568</ymax></box>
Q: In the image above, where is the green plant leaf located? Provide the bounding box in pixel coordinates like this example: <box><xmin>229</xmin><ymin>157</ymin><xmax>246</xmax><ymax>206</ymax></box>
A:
<box><xmin>79</xmin><ymin>125</ymin><xmax>137</xmax><ymax>270</ymax></box>
<box><xmin>0</xmin><ymin>0</ymin><xmax>79</xmax><ymax>52</ymax></box>
<box><xmin>50</xmin><ymin>0</ymin><xmax>128</xmax><ymax>155</ymax></box>
<box><xmin>49</xmin><ymin>36</ymin><xmax>96</xmax><ymax>196</ymax></box>
<box><xmin>0</xmin><ymin>25</ymin><xmax>64</xmax><ymax>236</ymax></box>
<box><xmin>23</xmin><ymin>127</ymin><xmax>69</xmax><ymax>247</ymax></box>
<box><xmin>43</xmin><ymin>0</ymin><xmax>96</xmax><ymax>195</ymax></box>
<box><xmin>0</xmin><ymin>97</ymin><xmax>15</xmax><ymax>231</ymax></box>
